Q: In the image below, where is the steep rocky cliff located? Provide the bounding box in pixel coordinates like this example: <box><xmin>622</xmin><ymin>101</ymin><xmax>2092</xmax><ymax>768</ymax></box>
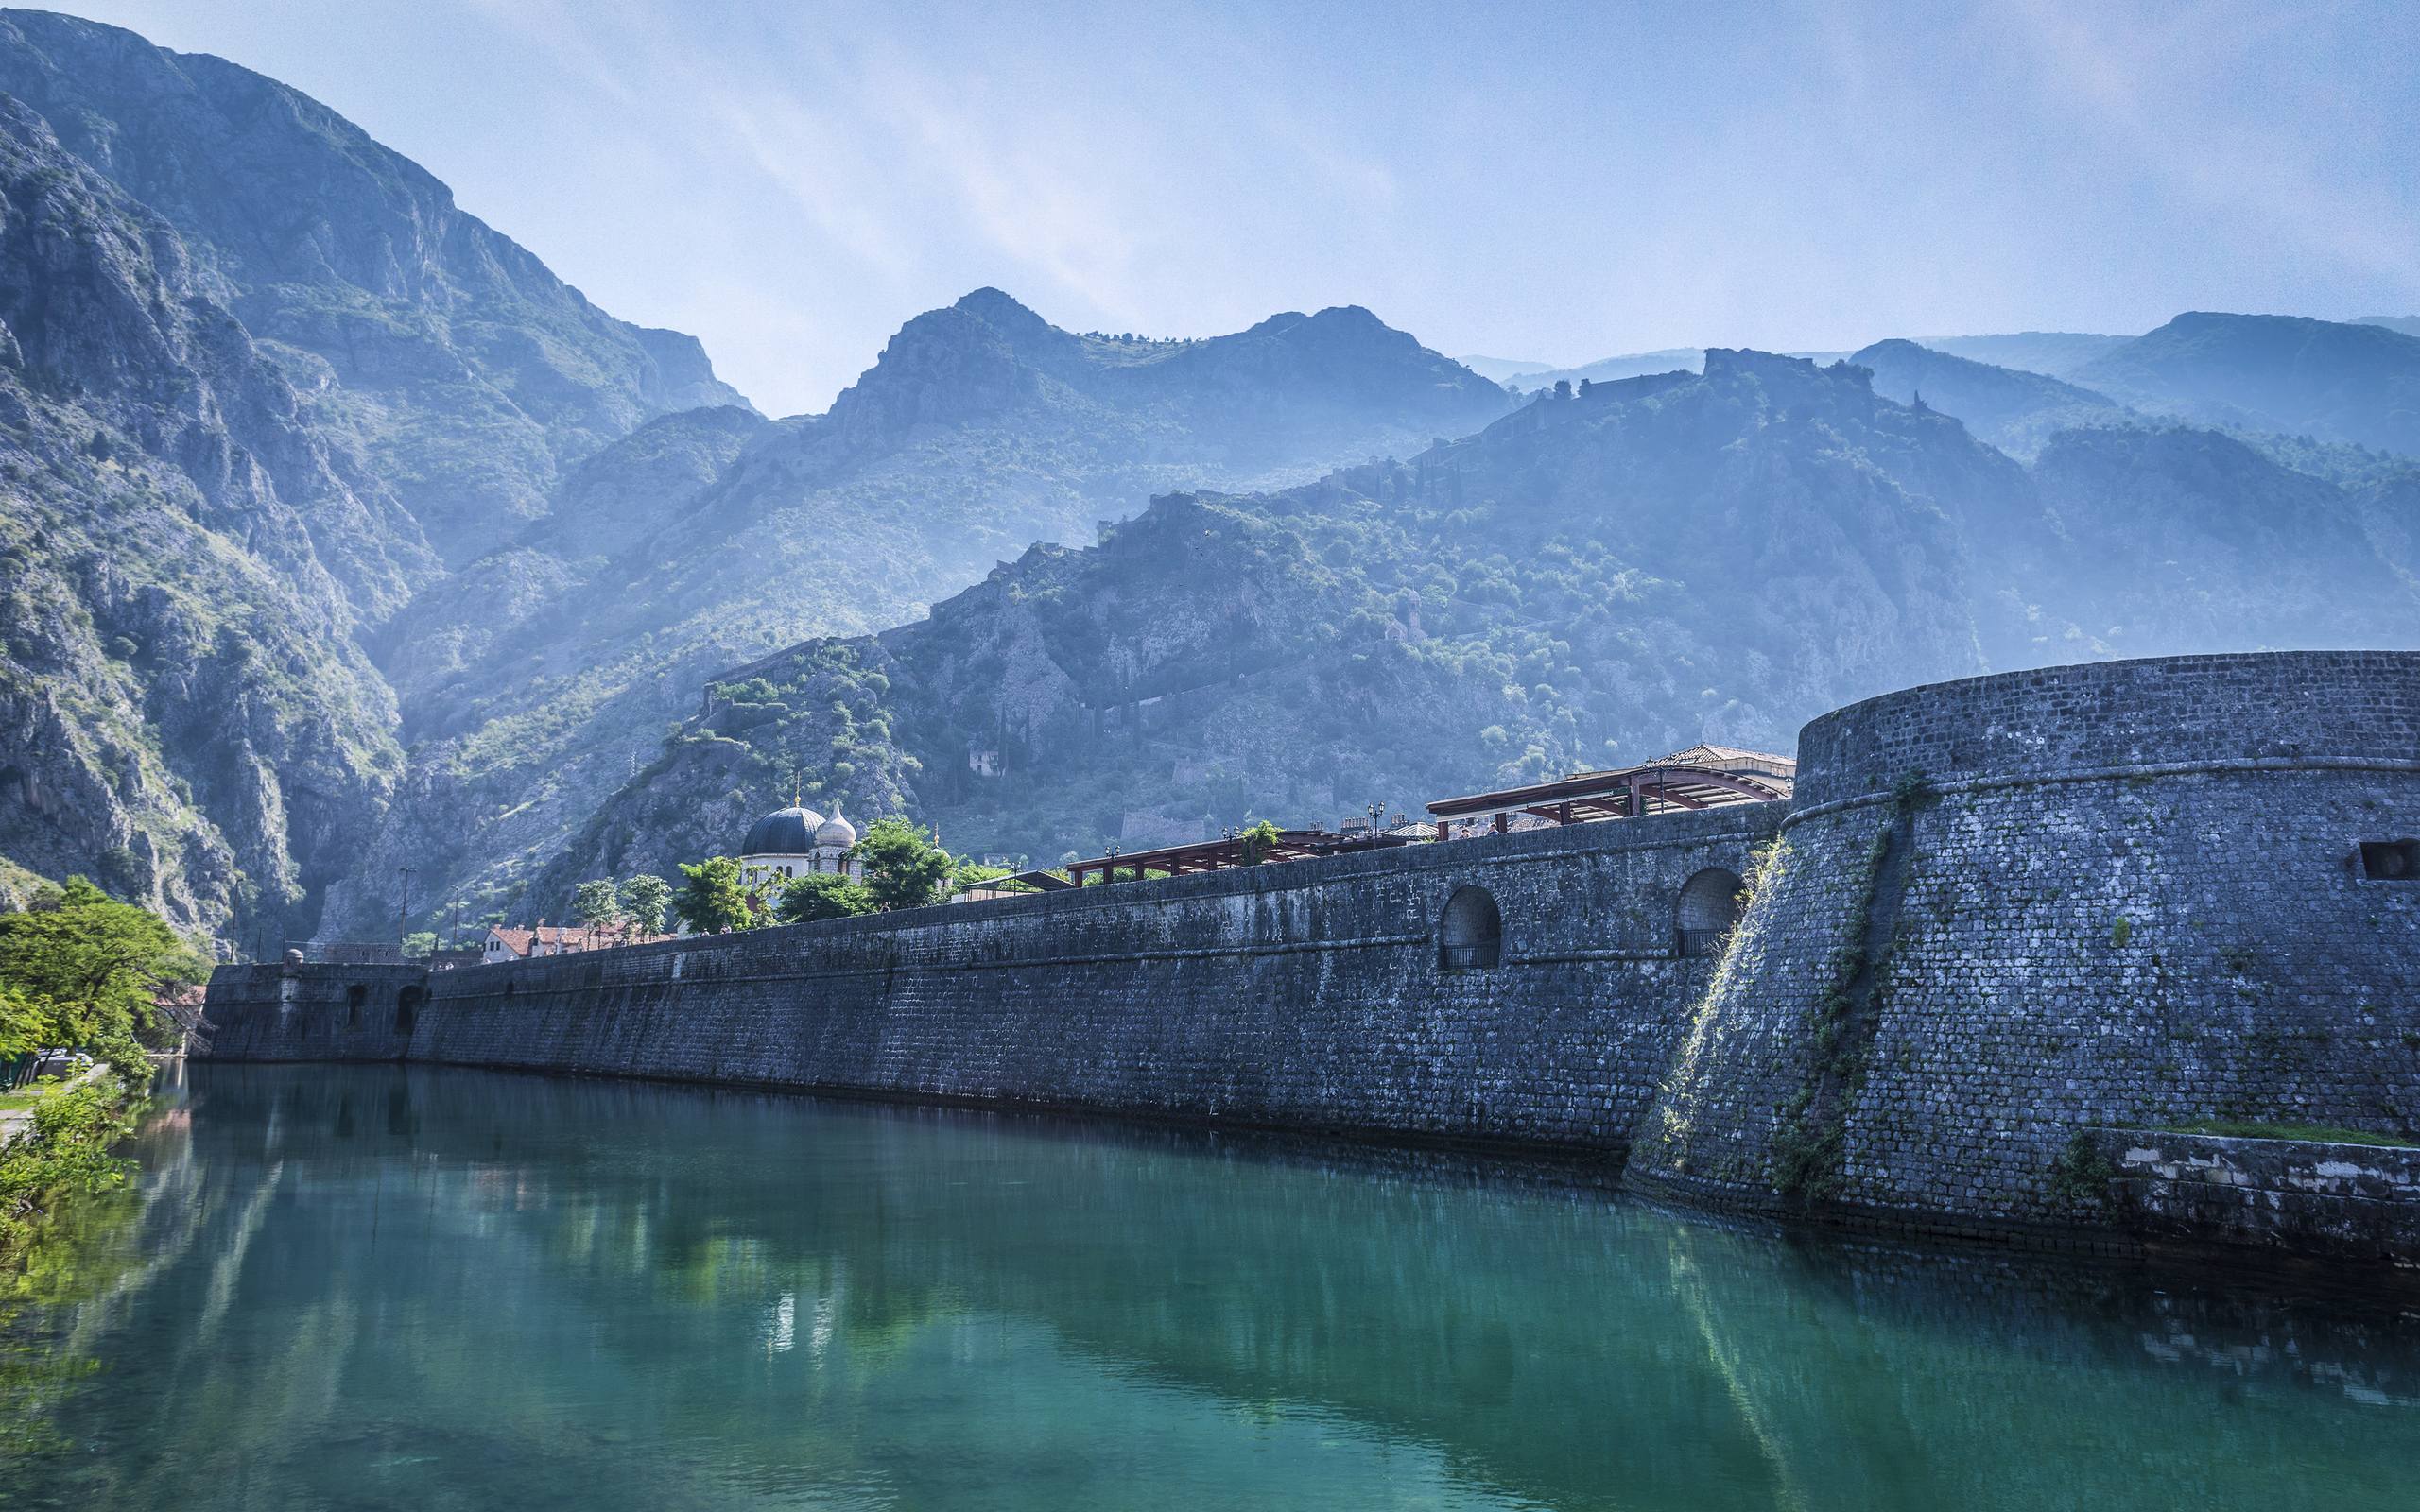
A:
<box><xmin>0</xmin><ymin>95</ymin><xmax>400</xmax><ymax>931</ymax></box>
<box><xmin>0</xmin><ymin>9</ymin><xmax>750</xmax><ymax>569</ymax></box>
<box><xmin>0</xmin><ymin>9</ymin><xmax>752</xmax><ymax>942</ymax></box>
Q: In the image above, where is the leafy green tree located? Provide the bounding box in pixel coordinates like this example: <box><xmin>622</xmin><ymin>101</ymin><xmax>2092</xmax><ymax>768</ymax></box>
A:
<box><xmin>0</xmin><ymin>877</ymin><xmax>207</xmax><ymax>1082</ymax></box>
<box><xmin>776</xmin><ymin>873</ymin><xmax>875</xmax><ymax>923</ymax></box>
<box><xmin>0</xmin><ymin>1075</ymin><xmax>141</xmax><ymax>1258</ymax></box>
<box><xmin>571</xmin><ymin>879</ymin><xmax>623</xmax><ymax>929</ymax></box>
<box><xmin>619</xmin><ymin>874</ymin><xmax>673</xmax><ymax>935</ymax></box>
<box><xmin>400</xmin><ymin>931</ymin><xmax>438</xmax><ymax>960</ymax></box>
<box><xmin>855</xmin><ymin>818</ymin><xmax>957</xmax><ymax>911</ymax></box>
<box><xmin>1236</xmin><ymin>819</ymin><xmax>1282</xmax><ymax>866</ymax></box>
<box><xmin>672</xmin><ymin>857</ymin><xmax>754</xmax><ymax>935</ymax></box>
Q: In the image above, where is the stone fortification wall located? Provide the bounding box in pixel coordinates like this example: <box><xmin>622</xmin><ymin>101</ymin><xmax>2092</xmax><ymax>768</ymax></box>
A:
<box><xmin>201</xmin><ymin>805</ymin><xmax>1780</xmax><ymax>1154</ymax></box>
<box><xmin>200</xmin><ymin>963</ymin><xmax>428</xmax><ymax>1062</ymax></box>
<box><xmin>199</xmin><ymin>650</ymin><xmax>2420</xmax><ymax>1260</ymax></box>
<box><xmin>1631</xmin><ymin>651</ymin><xmax>2420</xmax><ymax>1238</ymax></box>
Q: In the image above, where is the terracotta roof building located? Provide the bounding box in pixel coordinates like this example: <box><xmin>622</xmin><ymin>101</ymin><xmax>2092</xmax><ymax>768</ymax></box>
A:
<box><xmin>481</xmin><ymin>923</ymin><xmax>673</xmax><ymax>963</ymax></box>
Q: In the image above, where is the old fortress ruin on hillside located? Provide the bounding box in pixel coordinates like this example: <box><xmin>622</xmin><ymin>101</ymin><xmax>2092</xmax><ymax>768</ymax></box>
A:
<box><xmin>204</xmin><ymin>651</ymin><xmax>2420</xmax><ymax>1267</ymax></box>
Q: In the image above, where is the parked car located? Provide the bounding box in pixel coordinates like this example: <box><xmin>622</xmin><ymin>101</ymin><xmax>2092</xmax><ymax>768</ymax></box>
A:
<box><xmin>29</xmin><ymin>1049</ymin><xmax>95</xmax><ymax>1081</ymax></box>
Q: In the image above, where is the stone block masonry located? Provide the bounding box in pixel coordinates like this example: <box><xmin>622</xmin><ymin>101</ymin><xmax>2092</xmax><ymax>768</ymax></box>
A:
<box><xmin>2086</xmin><ymin>1129</ymin><xmax>2420</xmax><ymax>1266</ymax></box>
<box><xmin>203</xmin><ymin>962</ymin><xmax>428</xmax><ymax>1062</ymax></box>
<box><xmin>202</xmin><ymin>650</ymin><xmax>2420</xmax><ymax>1263</ymax></box>
<box><xmin>1631</xmin><ymin>651</ymin><xmax>2420</xmax><ymax>1256</ymax></box>
<box><xmin>204</xmin><ymin>804</ymin><xmax>1783</xmax><ymax>1156</ymax></box>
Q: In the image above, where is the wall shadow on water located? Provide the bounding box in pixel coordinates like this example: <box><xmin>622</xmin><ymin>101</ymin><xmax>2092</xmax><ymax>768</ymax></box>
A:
<box><xmin>7</xmin><ymin>1063</ymin><xmax>2420</xmax><ymax>1511</ymax></box>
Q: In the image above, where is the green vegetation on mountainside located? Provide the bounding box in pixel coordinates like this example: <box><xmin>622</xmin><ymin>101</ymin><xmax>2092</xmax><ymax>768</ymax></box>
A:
<box><xmin>542</xmin><ymin>348</ymin><xmax>2420</xmax><ymax>884</ymax></box>
<box><xmin>337</xmin><ymin>290</ymin><xmax>1512</xmax><ymax>933</ymax></box>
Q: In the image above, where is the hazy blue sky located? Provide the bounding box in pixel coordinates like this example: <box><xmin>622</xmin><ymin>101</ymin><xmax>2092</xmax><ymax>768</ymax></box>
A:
<box><xmin>50</xmin><ymin>0</ymin><xmax>2420</xmax><ymax>415</ymax></box>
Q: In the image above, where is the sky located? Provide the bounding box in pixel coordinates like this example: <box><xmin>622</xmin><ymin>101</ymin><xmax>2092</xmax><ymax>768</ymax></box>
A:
<box><xmin>46</xmin><ymin>0</ymin><xmax>2420</xmax><ymax>416</ymax></box>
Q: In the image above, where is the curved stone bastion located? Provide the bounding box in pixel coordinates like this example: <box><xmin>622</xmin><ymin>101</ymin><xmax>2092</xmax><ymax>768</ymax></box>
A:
<box><xmin>200</xmin><ymin>650</ymin><xmax>2420</xmax><ymax>1263</ymax></box>
<box><xmin>1629</xmin><ymin>650</ymin><xmax>2420</xmax><ymax>1248</ymax></box>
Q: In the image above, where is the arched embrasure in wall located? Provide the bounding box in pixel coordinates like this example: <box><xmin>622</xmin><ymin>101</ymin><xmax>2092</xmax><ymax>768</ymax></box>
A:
<box><xmin>1631</xmin><ymin>651</ymin><xmax>2420</xmax><ymax>1229</ymax></box>
<box><xmin>1673</xmin><ymin>868</ymin><xmax>1745</xmax><ymax>958</ymax></box>
<box><xmin>1438</xmin><ymin>885</ymin><xmax>1503</xmax><ymax>971</ymax></box>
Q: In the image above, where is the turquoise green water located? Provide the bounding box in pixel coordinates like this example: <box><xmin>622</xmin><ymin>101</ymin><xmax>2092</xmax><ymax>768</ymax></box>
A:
<box><xmin>4</xmin><ymin>1065</ymin><xmax>2417</xmax><ymax>1510</ymax></box>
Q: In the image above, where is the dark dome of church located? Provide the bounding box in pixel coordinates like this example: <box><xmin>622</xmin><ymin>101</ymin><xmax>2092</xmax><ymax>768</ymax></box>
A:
<box><xmin>740</xmin><ymin>805</ymin><xmax>824</xmax><ymax>856</ymax></box>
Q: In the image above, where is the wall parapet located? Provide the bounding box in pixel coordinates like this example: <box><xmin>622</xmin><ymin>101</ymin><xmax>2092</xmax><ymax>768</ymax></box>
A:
<box><xmin>1793</xmin><ymin>650</ymin><xmax>2420</xmax><ymax>806</ymax></box>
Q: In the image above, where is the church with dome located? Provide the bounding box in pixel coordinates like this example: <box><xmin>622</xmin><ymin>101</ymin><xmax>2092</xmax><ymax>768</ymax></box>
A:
<box><xmin>738</xmin><ymin>799</ymin><xmax>863</xmax><ymax>889</ymax></box>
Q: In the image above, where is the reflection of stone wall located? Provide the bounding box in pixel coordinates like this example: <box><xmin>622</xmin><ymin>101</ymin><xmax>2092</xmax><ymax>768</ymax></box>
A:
<box><xmin>203</xmin><ymin>803</ymin><xmax>1781</xmax><ymax>1153</ymax></box>
<box><xmin>1633</xmin><ymin>651</ymin><xmax>2420</xmax><ymax>1237</ymax></box>
<box><xmin>137</xmin><ymin>1065</ymin><xmax>2420</xmax><ymax>1512</ymax></box>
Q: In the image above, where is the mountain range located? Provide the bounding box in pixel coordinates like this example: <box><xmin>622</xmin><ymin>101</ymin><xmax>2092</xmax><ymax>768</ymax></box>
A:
<box><xmin>0</xmin><ymin>10</ymin><xmax>1510</xmax><ymax>939</ymax></box>
<box><xmin>0</xmin><ymin>8</ymin><xmax>2414</xmax><ymax>942</ymax></box>
<box><xmin>545</xmin><ymin>346</ymin><xmax>2420</xmax><ymax>883</ymax></box>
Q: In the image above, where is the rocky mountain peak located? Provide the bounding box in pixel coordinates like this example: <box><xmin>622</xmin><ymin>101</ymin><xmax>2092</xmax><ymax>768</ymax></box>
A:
<box><xmin>0</xmin><ymin>8</ymin><xmax>752</xmax><ymax>558</ymax></box>
<box><xmin>821</xmin><ymin>299</ymin><xmax>1049</xmax><ymax>444</ymax></box>
<box><xmin>951</xmin><ymin>286</ymin><xmax>1064</xmax><ymax>349</ymax></box>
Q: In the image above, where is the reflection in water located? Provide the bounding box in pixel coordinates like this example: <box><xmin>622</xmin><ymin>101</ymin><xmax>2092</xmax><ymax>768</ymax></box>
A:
<box><xmin>5</xmin><ymin>1064</ymin><xmax>2419</xmax><ymax>1509</ymax></box>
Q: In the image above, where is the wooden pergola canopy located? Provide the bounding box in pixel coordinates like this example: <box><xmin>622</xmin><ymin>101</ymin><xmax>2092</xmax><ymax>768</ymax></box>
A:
<box><xmin>1426</xmin><ymin>745</ymin><xmax>1794</xmax><ymax>833</ymax></box>
<box><xmin>1047</xmin><ymin>746</ymin><xmax>1792</xmax><ymax>888</ymax></box>
<box><xmin>1063</xmin><ymin>828</ymin><xmax>1414</xmax><ymax>885</ymax></box>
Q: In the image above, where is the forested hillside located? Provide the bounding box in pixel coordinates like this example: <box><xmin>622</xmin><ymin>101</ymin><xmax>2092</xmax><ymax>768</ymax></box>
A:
<box><xmin>320</xmin><ymin>288</ymin><xmax>1512</xmax><ymax>937</ymax></box>
<box><xmin>538</xmin><ymin>349</ymin><xmax>2420</xmax><ymax>885</ymax></box>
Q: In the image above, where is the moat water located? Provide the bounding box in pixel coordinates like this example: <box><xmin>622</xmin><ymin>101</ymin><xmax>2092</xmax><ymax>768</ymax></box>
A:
<box><xmin>4</xmin><ymin>1065</ymin><xmax>2417</xmax><ymax>1510</ymax></box>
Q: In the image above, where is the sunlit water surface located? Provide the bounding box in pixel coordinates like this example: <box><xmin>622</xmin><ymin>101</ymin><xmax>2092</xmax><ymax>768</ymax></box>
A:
<box><xmin>4</xmin><ymin>1064</ymin><xmax>2417</xmax><ymax>1510</ymax></box>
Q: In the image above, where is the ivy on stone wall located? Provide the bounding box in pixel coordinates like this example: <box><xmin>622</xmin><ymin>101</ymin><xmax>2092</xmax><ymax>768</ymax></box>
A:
<box><xmin>1772</xmin><ymin>773</ymin><xmax>1930</xmax><ymax>1204</ymax></box>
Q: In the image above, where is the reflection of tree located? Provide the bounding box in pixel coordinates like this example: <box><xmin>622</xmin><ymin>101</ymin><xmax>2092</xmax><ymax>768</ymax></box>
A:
<box><xmin>0</xmin><ymin>1116</ymin><xmax>172</xmax><ymax>1471</ymax></box>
